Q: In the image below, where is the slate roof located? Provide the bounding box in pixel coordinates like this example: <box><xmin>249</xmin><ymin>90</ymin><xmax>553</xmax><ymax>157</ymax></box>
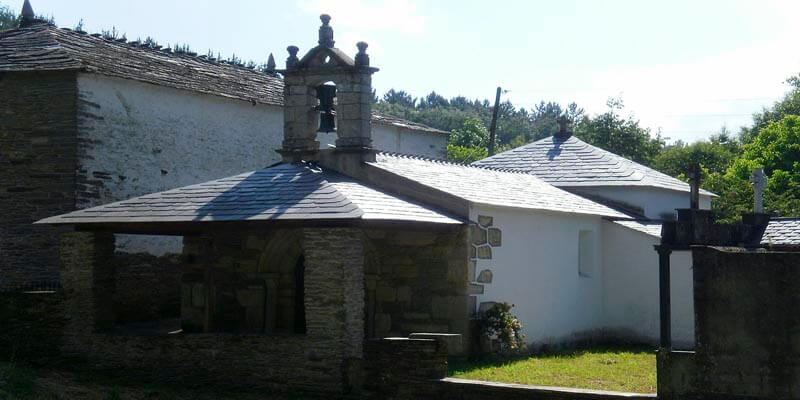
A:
<box><xmin>370</xmin><ymin>153</ymin><xmax>629</xmax><ymax>218</ymax></box>
<box><xmin>37</xmin><ymin>163</ymin><xmax>461</xmax><ymax>225</ymax></box>
<box><xmin>473</xmin><ymin>135</ymin><xmax>714</xmax><ymax>195</ymax></box>
<box><xmin>0</xmin><ymin>23</ymin><xmax>445</xmax><ymax>134</ymax></box>
<box><xmin>610</xmin><ymin>218</ymin><xmax>800</xmax><ymax>246</ymax></box>
<box><xmin>761</xmin><ymin>218</ymin><xmax>800</xmax><ymax>247</ymax></box>
<box><xmin>611</xmin><ymin>220</ymin><xmax>663</xmax><ymax>238</ymax></box>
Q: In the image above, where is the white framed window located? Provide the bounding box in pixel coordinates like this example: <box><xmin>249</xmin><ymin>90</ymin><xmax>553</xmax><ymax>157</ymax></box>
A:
<box><xmin>578</xmin><ymin>230</ymin><xmax>595</xmax><ymax>277</ymax></box>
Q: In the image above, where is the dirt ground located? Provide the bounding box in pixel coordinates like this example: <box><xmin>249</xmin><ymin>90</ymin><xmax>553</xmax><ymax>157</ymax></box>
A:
<box><xmin>0</xmin><ymin>361</ymin><xmax>304</xmax><ymax>400</ymax></box>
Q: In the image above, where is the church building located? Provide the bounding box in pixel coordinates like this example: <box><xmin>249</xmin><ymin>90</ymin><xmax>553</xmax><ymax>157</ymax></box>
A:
<box><xmin>0</xmin><ymin>1</ymin><xmax>446</xmax><ymax>295</ymax></box>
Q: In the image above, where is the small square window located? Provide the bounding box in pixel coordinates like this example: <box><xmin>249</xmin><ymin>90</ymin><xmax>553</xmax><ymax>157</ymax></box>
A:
<box><xmin>579</xmin><ymin>230</ymin><xmax>595</xmax><ymax>277</ymax></box>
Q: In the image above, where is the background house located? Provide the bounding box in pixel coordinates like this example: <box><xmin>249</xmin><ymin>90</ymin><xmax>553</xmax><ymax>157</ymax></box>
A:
<box><xmin>0</xmin><ymin>18</ymin><xmax>447</xmax><ymax>291</ymax></box>
<box><xmin>473</xmin><ymin>126</ymin><xmax>716</xmax><ymax>348</ymax></box>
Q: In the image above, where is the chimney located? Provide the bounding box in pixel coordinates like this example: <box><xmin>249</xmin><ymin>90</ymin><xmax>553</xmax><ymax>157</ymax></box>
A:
<box><xmin>19</xmin><ymin>0</ymin><xmax>37</xmax><ymax>28</ymax></box>
<box><xmin>555</xmin><ymin>115</ymin><xmax>571</xmax><ymax>139</ymax></box>
<box><xmin>278</xmin><ymin>14</ymin><xmax>378</xmax><ymax>163</ymax></box>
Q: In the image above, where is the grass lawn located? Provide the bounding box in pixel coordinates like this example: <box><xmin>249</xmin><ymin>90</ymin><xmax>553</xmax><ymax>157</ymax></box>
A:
<box><xmin>449</xmin><ymin>346</ymin><xmax>657</xmax><ymax>394</ymax></box>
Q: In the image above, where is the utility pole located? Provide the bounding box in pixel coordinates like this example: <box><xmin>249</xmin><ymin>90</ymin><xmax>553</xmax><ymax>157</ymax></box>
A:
<box><xmin>488</xmin><ymin>86</ymin><xmax>502</xmax><ymax>156</ymax></box>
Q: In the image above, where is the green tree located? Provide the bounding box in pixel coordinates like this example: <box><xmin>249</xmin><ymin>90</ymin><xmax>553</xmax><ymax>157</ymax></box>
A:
<box><xmin>526</xmin><ymin>102</ymin><xmax>584</xmax><ymax>142</ymax></box>
<box><xmin>0</xmin><ymin>2</ymin><xmax>53</xmax><ymax>31</ymax></box>
<box><xmin>729</xmin><ymin>115</ymin><xmax>800</xmax><ymax>180</ymax></box>
<box><xmin>740</xmin><ymin>74</ymin><xmax>800</xmax><ymax>144</ymax></box>
<box><xmin>574</xmin><ymin>97</ymin><xmax>664</xmax><ymax>166</ymax></box>
<box><xmin>447</xmin><ymin>117</ymin><xmax>489</xmax><ymax>163</ymax></box>
<box><xmin>0</xmin><ymin>3</ymin><xmax>17</xmax><ymax>30</ymax></box>
<box><xmin>702</xmin><ymin>170</ymin><xmax>753</xmax><ymax>223</ymax></box>
<box><xmin>382</xmin><ymin>89</ymin><xmax>416</xmax><ymax>108</ymax></box>
<box><xmin>728</xmin><ymin>116</ymin><xmax>800</xmax><ymax>217</ymax></box>
<box><xmin>653</xmin><ymin>131</ymin><xmax>740</xmax><ymax>177</ymax></box>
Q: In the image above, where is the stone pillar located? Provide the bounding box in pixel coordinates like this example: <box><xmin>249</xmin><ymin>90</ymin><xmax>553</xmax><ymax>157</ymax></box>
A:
<box><xmin>302</xmin><ymin>227</ymin><xmax>365</xmax><ymax>392</ymax></box>
<box><xmin>282</xmin><ymin>75</ymin><xmax>320</xmax><ymax>157</ymax></box>
<box><xmin>655</xmin><ymin>245</ymin><xmax>673</xmax><ymax>350</ymax></box>
<box><xmin>334</xmin><ymin>74</ymin><xmax>373</xmax><ymax>150</ymax></box>
<box><xmin>59</xmin><ymin>231</ymin><xmax>115</xmax><ymax>351</ymax></box>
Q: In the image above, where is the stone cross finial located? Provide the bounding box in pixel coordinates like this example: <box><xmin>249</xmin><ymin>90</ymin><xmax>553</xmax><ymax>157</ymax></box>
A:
<box><xmin>750</xmin><ymin>168</ymin><xmax>768</xmax><ymax>213</ymax></box>
<box><xmin>286</xmin><ymin>46</ymin><xmax>299</xmax><ymax>69</ymax></box>
<box><xmin>557</xmin><ymin>116</ymin><xmax>569</xmax><ymax>137</ymax></box>
<box><xmin>355</xmin><ymin>41</ymin><xmax>369</xmax><ymax>66</ymax></box>
<box><xmin>686</xmin><ymin>164</ymin><xmax>702</xmax><ymax>210</ymax></box>
<box><xmin>266</xmin><ymin>53</ymin><xmax>276</xmax><ymax>74</ymax></box>
<box><xmin>318</xmin><ymin>14</ymin><xmax>335</xmax><ymax>48</ymax></box>
<box><xmin>20</xmin><ymin>0</ymin><xmax>36</xmax><ymax>27</ymax></box>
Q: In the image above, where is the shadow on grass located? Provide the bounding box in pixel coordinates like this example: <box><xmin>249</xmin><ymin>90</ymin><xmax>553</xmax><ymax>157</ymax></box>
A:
<box><xmin>449</xmin><ymin>344</ymin><xmax>656</xmax><ymax>376</ymax></box>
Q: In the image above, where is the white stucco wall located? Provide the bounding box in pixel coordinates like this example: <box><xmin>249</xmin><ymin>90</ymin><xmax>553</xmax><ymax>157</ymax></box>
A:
<box><xmin>317</xmin><ymin>124</ymin><xmax>447</xmax><ymax>159</ymax></box>
<box><xmin>76</xmin><ymin>74</ymin><xmax>447</xmax><ymax>254</ymax></box>
<box><xmin>602</xmin><ymin>221</ymin><xmax>695</xmax><ymax>349</ymax></box>
<box><xmin>572</xmin><ymin>186</ymin><xmax>712</xmax><ymax>220</ymax></box>
<box><xmin>472</xmin><ymin>205</ymin><xmax>606</xmax><ymax>344</ymax></box>
<box><xmin>77</xmin><ymin>74</ymin><xmax>286</xmax><ymax>254</ymax></box>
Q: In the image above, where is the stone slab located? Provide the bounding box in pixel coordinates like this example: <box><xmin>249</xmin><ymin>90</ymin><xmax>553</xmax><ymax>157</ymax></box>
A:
<box><xmin>409</xmin><ymin>333</ymin><xmax>463</xmax><ymax>356</ymax></box>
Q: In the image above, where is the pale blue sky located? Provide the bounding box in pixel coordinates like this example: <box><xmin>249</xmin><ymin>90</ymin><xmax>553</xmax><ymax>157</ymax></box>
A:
<box><xmin>7</xmin><ymin>0</ymin><xmax>800</xmax><ymax>143</ymax></box>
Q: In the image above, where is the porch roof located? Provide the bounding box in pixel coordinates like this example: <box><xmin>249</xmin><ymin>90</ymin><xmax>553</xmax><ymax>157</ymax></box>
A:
<box><xmin>36</xmin><ymin>162</ymin><xmax>463</xmax><ymax>227</ymax></box>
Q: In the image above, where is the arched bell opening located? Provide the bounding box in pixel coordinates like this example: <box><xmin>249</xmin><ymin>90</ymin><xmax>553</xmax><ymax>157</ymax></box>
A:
<box><xmin>316</xmin><ymin>81</ymin><xmax>337</xmax><ymax>133</ymax></box>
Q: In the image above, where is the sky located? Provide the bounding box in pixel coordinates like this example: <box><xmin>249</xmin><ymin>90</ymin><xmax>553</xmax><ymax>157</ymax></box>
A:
<box><xmin>6</xmin><ymin>0</ymin><xmax>800</xmax><ymax>143</ymax></box>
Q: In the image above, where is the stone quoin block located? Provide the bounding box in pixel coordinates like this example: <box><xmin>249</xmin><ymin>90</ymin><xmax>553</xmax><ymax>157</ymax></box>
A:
<box><xmin>477</xmin><ymin>245</ymin><xmax>492</xmax><ymax>259</ymax></box>
<box><xmin>471</xmin><ymin>225</ymin><xmax>488</xmax><ymax>245</ymax></box>
<box><xmin>468</xmin><ymin>283</ymin><xmax>484</xmax><ymax>295</ymax></box>
<box><xmin>477</xmin><ymin>269</ymin><xmax>493</xmax><ymax>283</ymax></box>
<box><xmin>478</xmin><ymin>215</ymin><xmax>493</xmax><ymax>228</ymax></box>
<box><xmin>488</xmin><ymin>228</ymin><xmax>502</xmax><ymax>247</ymax></box>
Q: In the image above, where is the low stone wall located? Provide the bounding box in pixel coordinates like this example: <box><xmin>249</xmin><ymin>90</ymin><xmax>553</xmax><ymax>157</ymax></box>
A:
<box><xmin>0</xmin><ymin>290</ymin><xmax>65</xmax><ymax>363</ymax></box>
<box><xmin>365</xmin><ymin>227</ymin><xmax>469</xmax><ymax>350</ymax></box>
<box><xmin>657</xmin><ymin>350</ymin><xmax>696</xmax><ymax>400</ymax></box>
<box><xmin>59</xmin><ymin>229</ymin><xmax>366</xmax><ymax>395</ymax></box>
<box><xmin>113</xmin><ymin>252</ymin><xmax>181</xmax><ymax>323</ymax></box>
<box><xmin>690</xmin><ymin>247</ymin><xmax>800</xmax><ymax>399</ymax></box>
<box><xmin>363</xmin><ymin>337</ymin><xmax>448</xmax><ymax>398</ymax></box>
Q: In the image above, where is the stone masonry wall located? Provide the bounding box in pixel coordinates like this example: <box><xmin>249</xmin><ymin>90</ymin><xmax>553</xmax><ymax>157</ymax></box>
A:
<box><xmin>59</xmin><ymin>227</ymin><xmax>365</xmax><ymax>395</ymax></box>
<box><xmin>0</xmin><ymin>290</ymin><xmax>65</xmax><ymax>363</ymax></box>
<box><xmin>0</xmin><ymin>71</ymin><xmax>78</xmax><ymax>288</ymax></box>
<box><xmin>365</xmin><ymin>227</ymin><xmax>470</xmax><ymax>349</ymax></box>
<box><xmin>691</xmin><ymin>246</ymin><xmax>800</xmax><ymax>399</ymax></box>
<box><xmin>113</xmin><ymin>252</ymin><xmax>181</xmax><ymax>323</ymax></box>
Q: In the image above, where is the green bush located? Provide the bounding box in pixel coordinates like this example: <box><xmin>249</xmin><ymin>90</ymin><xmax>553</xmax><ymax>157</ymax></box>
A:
<box><xmin>478</xmin><ymin>302</ymin><xmax>525</xmax><ymax>351</ymax></box>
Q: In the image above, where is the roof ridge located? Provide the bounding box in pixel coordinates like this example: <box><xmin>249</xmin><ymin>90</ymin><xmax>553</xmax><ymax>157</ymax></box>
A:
<box><xmin>52</xmin><ymin>24</ymin><xmax>277</xmax><ymax>73</ymax></box>
<box><xmin>472</xmin><ymin>134</ymin><xmax>717</xmax><ymax>196</ymax></box>
<box><xmin>377</xmin><ymin>151</ymin><xmax>532</xmax><ymax>175</ymax></box>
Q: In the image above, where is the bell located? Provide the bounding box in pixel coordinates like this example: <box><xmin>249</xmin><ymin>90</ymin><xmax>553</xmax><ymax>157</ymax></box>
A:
<box><xmin>316</xmin><ymin>84</ymin><xmax>336</xmax><ymax>132</ymax></box>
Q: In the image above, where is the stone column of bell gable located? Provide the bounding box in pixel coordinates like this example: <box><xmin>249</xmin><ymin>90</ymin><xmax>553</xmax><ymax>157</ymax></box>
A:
<box><xmin>282</xmin><ymin>79</ymin><xmax>320</xmax><ymax>155</ymax></box>
<box><xmin>335</xmin><ymin>74</ymin><xmax>373</xmax><ymax>150</ymax></box>
<box><xmin>301</xmin><ymin>227</ymin><xmax>365</xmax><ymax>391</ymax></box>
<box><xmin>59</xmin><ymin>231</ymin><xmax>115</xmax><ymax>353</ymax></box>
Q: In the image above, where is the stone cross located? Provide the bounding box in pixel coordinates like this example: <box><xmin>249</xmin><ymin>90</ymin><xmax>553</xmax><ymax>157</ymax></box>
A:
<box><xmin>750</xmin><ymin>168</ymin><xmax>768</xmax><ymax>213</ymax></box>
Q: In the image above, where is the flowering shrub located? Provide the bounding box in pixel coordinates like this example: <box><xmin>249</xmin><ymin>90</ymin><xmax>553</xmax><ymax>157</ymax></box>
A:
<box><xmin>478</xmin><ymin>302</ymin><xmax>525</xmax><ymax>351</ymax></box>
